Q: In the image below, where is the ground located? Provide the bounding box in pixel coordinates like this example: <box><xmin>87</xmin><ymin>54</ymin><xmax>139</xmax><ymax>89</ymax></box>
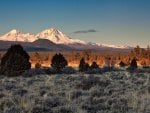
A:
<box><xmin>0</xmin><ymin>71</ymin><xmax>150</xmax><ymax>113</ymax></box>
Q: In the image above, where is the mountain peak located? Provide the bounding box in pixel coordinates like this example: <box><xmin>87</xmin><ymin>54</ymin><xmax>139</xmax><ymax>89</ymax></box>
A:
<box><xmin>8</xmin><ymin>29</ymin><xmax>20</xmax><ymax>34</ymax></box>
<box><xmin>0</xmin><ymin>28</ymin><xmax>131</xmax><ymax>49</ymax></box>
<box><xmin>39</xmin><ymin>28</ymin><xmax>61</xmax><ymax>36</ymax></box>
<box><xmin>36</xmin><ymin>28</ymin><xmax>75</xmax><ymax>44</ymax></box>
<box><xmin>0</xmin><ymin>29</ymin><xmax>36</xmax><ymax>42</ymax></box>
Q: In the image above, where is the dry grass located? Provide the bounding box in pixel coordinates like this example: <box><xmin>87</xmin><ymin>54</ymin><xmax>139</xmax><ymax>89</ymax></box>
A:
<box><xmin>0</xmin><ymin>70</ymin><xmax>150</xmax><ymax>113</ymax></box>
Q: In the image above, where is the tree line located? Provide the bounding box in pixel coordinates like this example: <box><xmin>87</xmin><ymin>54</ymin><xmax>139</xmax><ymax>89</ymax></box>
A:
<box><xmin>28</xmin><ymin>45</ymin><xmax>150</xmax><ymax>68</ymax></box>
<box><xmin>0</xmin><ymin>44</ymin><xmax>147</xmax><ymax>77</ymax></box>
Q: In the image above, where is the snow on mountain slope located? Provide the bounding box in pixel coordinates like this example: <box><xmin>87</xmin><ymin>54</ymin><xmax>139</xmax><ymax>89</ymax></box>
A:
<box><xmin>36</xmin><ymin>28</ymin><xmax>86</xmax><ymax>44</ymax></box>
<box><xmin>0</xmin><ymin>29</ymin><xmax>36</xmax><ymax>42</ymax></box>
<box><xmin>0</xmin><ymin>28</ymin><xmax>86</xmax><ymax>44</ymax></box>
<box><xmin>94</xmin><ymin>43</ymin><xmax>131</xmax><ymax>49</ymax></box>
<box><xmin>87</xmin><ymin>42</ymin><xmax>131</xmax><ymax>49</ymax></box>
<box><xmin>0</xmin><ymin>28</ymin><xmax>131</xmax><ymax>49</ymax></box>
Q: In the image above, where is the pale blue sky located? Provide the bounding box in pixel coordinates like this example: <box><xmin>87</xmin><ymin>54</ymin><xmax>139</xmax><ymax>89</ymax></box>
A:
<box><xmin>0</xmin><ymin>0</ymin><xmax>150</xmax><ymax>47</ymax></box>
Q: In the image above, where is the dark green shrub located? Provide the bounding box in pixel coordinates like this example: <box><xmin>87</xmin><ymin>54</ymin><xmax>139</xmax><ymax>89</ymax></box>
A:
<box><xmin>127</xmin><ymin>58</ymin><xmax>138</xmax><ymax>72</ymax></box>
<box><xmin>62</xmin><ymin>66</ymin><xmax>76</xmax><ymax>74</ymax></box>
<box><xmin>90</xmin><ymin>61</ymin><xmax>99</xmax><ymax>69</ymax></box>
<box><xmin>35</xmin><ymin>63</ymin><xmax>41</xmax><ymax>69</ymax></box>
<box><xmin>79</xmin><ymin>58</ymin><xmax>90</xmax><ymax>72</ymax></box>
<box><xmin>79</xmin><ymin>58</ymin><xmax>86</xmax><ymax>72</ymax></box>
<box><xmin>51</xmin><ymin>53</ymin><xmax>68</xmax><ymax>73</ymax></box>
<box><xmin>0</xmin><ymin>44</ymin><xmax>31</xmax><ymax>76</ymax></box>
<box><xmin>23</xmin><ymin>68</ymin><xmax>46</xmax><ymax>77</ymax></box>
<box><xmin>130</xmin><ymin>58</ymin><xmax>138</xmax><ymax>69</ymax></box>
<box><xmin>119</xmin><ymin>61</ymin><xmax>126</xmax><ymax>67</ymax></box>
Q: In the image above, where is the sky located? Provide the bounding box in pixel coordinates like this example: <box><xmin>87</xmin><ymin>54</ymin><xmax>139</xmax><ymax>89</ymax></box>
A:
<box><xmin>0</xmin><ymin>0</ymin><xmax>150</xmax><ymax>47</ymax></box>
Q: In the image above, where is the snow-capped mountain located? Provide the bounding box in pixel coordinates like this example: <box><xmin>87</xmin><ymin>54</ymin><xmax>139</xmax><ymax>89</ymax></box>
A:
<box><xmin>0</xmin><ymin>29</ymin><xmax>36</xmax><ymax>42</ymax></box>
<box><xmin>0</xmin><ymin>28</ymin><xmax>131</xmax><ymax>49</ymax></box>
<box><xmin>87</xmin><ymin>42</ymin><xmax>131</xmax><ymax>49</ymax></box>
<box><xmin>36</xmin><ymin>28</ymin><xmax>86</xmax><ymax>44</ymax></box>
<box><xmin>98</xmin><ymin>44</ymin><xmax>131</xmax><ymax>49</ymax></box>
<box><xmin>0</xmin><ymin>28</ymin><xmax>86</xmax><ymax>44</ymax></box>
<box><xmin>88</xmin><ymin>42</ymin><xmax>131</xmax><ymax>49</ymax></box>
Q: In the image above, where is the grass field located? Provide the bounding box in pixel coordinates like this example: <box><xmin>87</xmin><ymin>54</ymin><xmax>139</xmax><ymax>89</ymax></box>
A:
<box><xmin>0</xmin><ymin>70</ymin><xmax>150</xmax><ymax>113</ymax></box>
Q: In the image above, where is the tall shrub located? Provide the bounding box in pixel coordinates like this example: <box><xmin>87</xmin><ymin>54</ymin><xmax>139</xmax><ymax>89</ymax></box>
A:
<box><xmin>0</xmin><ymin>44</ymin><xmax>31</xmax><ymax>76</ymax></box>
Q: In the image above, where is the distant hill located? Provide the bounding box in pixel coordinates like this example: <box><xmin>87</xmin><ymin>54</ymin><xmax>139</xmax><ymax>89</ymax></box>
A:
<box><xmin>0</xmin><ymin>39</ymin><xmax>73</xmax><ymax>52</ymax></box>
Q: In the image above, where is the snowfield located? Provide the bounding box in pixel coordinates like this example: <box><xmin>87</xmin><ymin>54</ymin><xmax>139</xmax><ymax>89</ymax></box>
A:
<box><xmin>0</xmin><ymin>71</ymin><xmax>150</xmax><ymax>113</ymax></box>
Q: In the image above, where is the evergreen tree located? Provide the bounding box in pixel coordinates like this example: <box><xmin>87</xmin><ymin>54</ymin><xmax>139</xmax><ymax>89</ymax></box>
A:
<box><xmin>130</xmin><ymin>58</ymin><xmax>138</xmax><ymax>69</ymax></box>
<box><xmin>51</xmin><ymin>53</ymin><xmax>68</xmax><ymax>72</ymax></box>
<box><xmin>79</xmin><ymin>58</ymin><xmax>89</xmax><ymax>72</ymax></box>
<box><xmin>119</xmin><ymin>61</ymin><xmax>126</xmax><ymax>67</ymax></box>
<box><xmin>0</xmin><ymin>44</ymin><xmax>31</xmax><ymax>76</ymax></box>
<box><xmin>85</xmin><ymin>63</ymin><xmax>90</xmax><ymax>70</ymax></box>
<box><xmin>91</xmin><ymin>61</ymin><xmax>99</xmax><ymax>69</ymax></box>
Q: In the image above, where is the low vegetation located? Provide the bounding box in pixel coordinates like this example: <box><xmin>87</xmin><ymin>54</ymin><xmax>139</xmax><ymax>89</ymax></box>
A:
<box><xmin>0</xmin><ymin>71</ymin><xmax>149</xmax><ymax>113</ymax></box>
<box><xmin>0</xmin><ymin>45</ymin><xmax>149</xmax><ymax>113</ymax></box>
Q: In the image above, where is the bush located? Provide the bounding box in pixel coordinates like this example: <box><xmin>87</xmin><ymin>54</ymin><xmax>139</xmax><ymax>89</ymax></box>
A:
<box><xmin>45</xmin><ymin>67</ymin><xmax>76</xmax><ymax>74</ymax></box>
<box><xmin>62</xmin><ymin>66</ymin><xmax>76</xmax><ymax>74</ymax></box>
<box><xmin>53</xmin><ymin>106</ymin><xmax>74</xmax><ymax>113</ymax></box>
<box><xmin>51</xmin><ymin>53</ymin><xmax>68</xmax><ymax>73</ymax></box>
<box><xmin>23</xmin><ymin>68</ymin><xmax>46</xmax><ymax>77</ymax></box>
<box><xmin>43</xmin><ymin>97</ymin><xmax>66</xmax><ymax>108</ymax></box>
<box><xmin>31</xmin><ymin>105</ymin><xmax>52</xmax><ymax>113</ymax></box>
<box><xmin>13</xmin><ymin>89</ymin><xmax>27</xmax><ymax>97</ymax></box>
<box><xmin>79</xmin><ymin>58</ymin><xmax>90</xmax><ymax>72</ymax></box>
<box><xmin>0</xmin><ymin>99</ymin><xmax>16</xmax><ymax>112</ymax></box>
<box><xmin>70</xmin><ymin>90</ymin><xmax>83</xmax><ymax>100</ymax></box>
<box><xmin>127</xmin><ymin>58</ymin><xmax>138</xmax><ymax>72</ymax></box>
<box><xmin>119</xmin><ymin>61</ymin><xmax>126</xmax><ymax>67</ymax></box>
<box><xmin>35</xmin><ymin>63</ymin><xmax>41</xmax><ymax>69</ymax></box>
<box><xmin>90</xmin><ymin>61</ymin><xmax>99</xmax><ymax>69</ymax></box>
<box><xmin>4</xmin><ymin>107</ymin><xmax>22</xmax><ymax>113</ymax></box>
<box><xmin>86</xmin><ymin>68</ymin><xmax>102</xmax><ymax>74</ymax></box>
<box><xmin>0</xmin><ymin>45</ymin><xmax>31</xmax><ymax>76</ymax></box>
<box><xmin>130</xmin><ymin>58</ymin><xmax>137</xmax><ymax>69</ymax></box>
<box><xmin>44</xmin><ymin>68</ymin><xmax>57</xmax><ymax>74</ymax></box>
<box><xmin>101</xmin><ymin>66</ymin><xmax>118</xmax><ymax>72</ymax></box>
<box><xmin>76</xmin><ymin>75</ymin><xmax>110</xmax><ymax>90</ymax></box>
<box><xmin>81</xmin><ymin>96</ymin><xmax>109</xmax><ymax>113</ymax></box>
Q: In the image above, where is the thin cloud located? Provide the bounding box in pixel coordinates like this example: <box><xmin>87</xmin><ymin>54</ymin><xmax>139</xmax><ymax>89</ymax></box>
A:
<box><xmin>74</xmin><ymin>29</ymin><xmax>98</xmax><ymax>34</ymax></box>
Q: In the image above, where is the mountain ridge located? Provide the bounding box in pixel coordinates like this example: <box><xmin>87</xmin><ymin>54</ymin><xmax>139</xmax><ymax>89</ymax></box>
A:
<box><xmin>0</xmin><ymin>28</ymin><xmax>132</xmax><ymax>49</ymax></box>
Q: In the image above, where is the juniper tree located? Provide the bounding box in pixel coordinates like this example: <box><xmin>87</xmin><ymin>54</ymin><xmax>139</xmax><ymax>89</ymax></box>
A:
<box><xmin>79</xmin><ymin>58</ymin><xmax>90</xmax><ymax>72</ymax></box>
<box><xmin>51</xmin><ymin>53</ymin><xmax>68</xmax><ymax>73</ymax></box>
<box><xmin>119</xmin><ymin>61</ymin><xmax>126</xmax><ymax>67</ymax></box>
<box><xmin>90</xmin><ymin>61</ymin><xmax>99</xmax><ymax>69</ymax></box>
<box><xmin>130</xmin><ymin>58</ymin><xmax>138</xmax><ymax>69</ymax></box>
<box><xmin>0</xmin><ymin>44</ymin><xmax>31</xmax><ymax>76</ymax></box>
